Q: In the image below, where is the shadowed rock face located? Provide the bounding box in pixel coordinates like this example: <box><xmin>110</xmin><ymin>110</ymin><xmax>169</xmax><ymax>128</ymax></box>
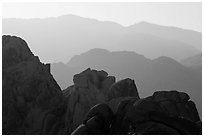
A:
<box><xmin>111</xmin><ymin>90</ymin><xmax>200</xmax><ymax>134</ymax></box>
<box><xmin>52</xmin><ymin>48</ymin><xmax>202</xmax><ymax>118</ymax></box>
<box><xmin>63</xmin><ymin>68</ymin><xmax>139</xmax><ymax>133</ymax></box>
<box><xmin>108</xmin><ymin>78</ymin><xmax>139</xmax><ymax>100</ymax></box>
<box><xmin>2</xmin><ymin>36</ymin><xmax>35</xmax><ymax>68</ymax></box>
<box><xmin>2</xmin><ymin>35</ymin><xmax>201</xmax><ymax>135</ymax></box>
<box><xmin>72</xmin><ymin>91</ymin><xmax>201</xmax><ymax>135</ymax></box>
<box><xmin>2</xmin><ymin>35</ymin><xmax>67</xmax><ymax>135</ymax></box>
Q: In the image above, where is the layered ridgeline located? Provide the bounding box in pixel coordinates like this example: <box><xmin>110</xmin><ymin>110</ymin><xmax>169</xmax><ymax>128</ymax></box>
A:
<box><xmin>2</xmin><ymin>36</ymin><xmax>201</xmax><ymax>135</ymax></box>
<box><xmin>181</xmin><ymin>53</ymin><xmax>202</xmax><ymax>68</ymax></box>
<box><xmin>51</xmin><ymin>48</ymin><xmax>202</xmax><ymax>117</ymax></box>
<box><xmin>2</xmin><ymin>15</ymin><xmax>201</xmax><ymax>63</ymax></box>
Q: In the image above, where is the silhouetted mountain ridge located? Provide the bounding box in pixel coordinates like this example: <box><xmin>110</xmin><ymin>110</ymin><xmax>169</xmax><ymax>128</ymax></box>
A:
<box><xmin>128</xmin><ymin>21</ymin><xmax>201</xmax><ymax>50</ymax></box>
<box><xmin>51</xmin><ymin>48</ymin><xmax>201</xmax><ymax>118</ymax></box>
<box><xmin>3</xmin><ymin>36</ymin><xmax>201</xmax><ymax>135</ymax></box>
<box><xmin>3</xmin><ymin>14</ymin><xmax>201</xmax><ymax>62</ymax></box>
<box><xmin>68</xmin><ymin>48</ymin><xmax>148</xmax><ymax>67</ymax></box>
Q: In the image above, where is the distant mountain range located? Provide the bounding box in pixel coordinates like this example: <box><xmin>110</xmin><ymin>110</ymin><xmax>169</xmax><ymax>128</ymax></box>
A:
<box><xmin>3</xmin><ymin>14</ymin><xmax>202</xmax><ymax>117</ymax></box>
<box><xmin>51</xmin><ymin>48</ymin><xmax>202</xmax><ymax>117</ymax></box>
<box><xmin>3</xmin><ymin>35</ymin><xmax>201</xmax><ymax>134</ymax></box>
<box><xmin>2</xmin><ymin>14</ymin><xmax>202</xmax><ymax>63</ymax></box>
<box><xmin>181</xmin><ymin>53</ymin><xmax>202</xmax><ymax>68</ymax></box>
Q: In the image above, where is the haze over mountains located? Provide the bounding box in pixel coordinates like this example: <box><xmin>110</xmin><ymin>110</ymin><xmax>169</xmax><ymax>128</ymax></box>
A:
<box><xmin>51</xmin><ymin>48</ymin><xmax>202</xmax><ymax>116</ymax></box>
<box><xmin>2</xmin><ymin>35</ymin><xmax>201</xmax><ymax>135</ymax></box>
<box><xmin>181</xmin><ymin>53</ymin><xmax>202</xmax><ymax>68</ymax></box>
<box><xmin>2</xmin><ymin>14</ymin><xmax>202</xmax><ymax>117</ymax></box>
<box><xmin>2</xmin><ymin>14</ymin><xmax>202</xmax><ymax>63</ymax></box>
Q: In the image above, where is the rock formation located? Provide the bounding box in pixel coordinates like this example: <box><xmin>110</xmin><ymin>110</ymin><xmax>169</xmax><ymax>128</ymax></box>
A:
<box><xmin>63</xmin><ymin>68</ymin><xmax>139</xmax><ymax>133</ymax></box>
<box><xmin>2</xmin><ymin>35</ymin><xmax>201</xmax><ymax>135</ymax></box>
<box><xmin>108</xmin><ymin>78</ymin><xmax>139</xmax><ymax>100</ymax></box>
<box><xmin>2</xmin><ymin>35</ymin><xmax>67</xmax><ymax>134</ymax></box>
<box><xmin>110</xmin><ymin>90</ymin><xmax>201</xmax><ymax>134</ymax></box>
<box><xmin>72</xmin><ymin>91</ymin><xmax>201</xmax><ymax>135</ymax></box>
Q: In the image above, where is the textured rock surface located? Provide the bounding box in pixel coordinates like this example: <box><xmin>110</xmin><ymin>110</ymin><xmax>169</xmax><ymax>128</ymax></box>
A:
<box><xmin>63</xmin><ymin>68</ymin><xmax>112</xmax><ymax>133</ymax></box>
<box><xmin>72</xmin><ymin>91</ymin><xmax>201</xmax><ymax>134</ymax></box>
<box><xmin>151</xmin><ymin>91</ymin><xmax>200</xmax><ymax>122</ymax></box>
<box><xmin>3</xmin><ymin>35</ymin><xmax>201</xmax><ymax>135</ymax></box>
<box><xmin>108</xmin><ymin>78</ymin><xmax>139</xmax><ymax>100</ymax></box>
<box><xmin>110</xmin><ymin>90</ymin><xmax>201</xmax><ymax>134</ymax></box>
<box><xmin>2</xmin><ymin>35</ymin><xmax>34</xmax><ymax>68</ymax></box>
<box><xmin>63</xmin><ymin>68</ymin><xmax>140</xmax><ymax>133</ymax></box>
<box><xmin>72</xmin><ymin>104</ymin><xmax>114</xmax><ymax>135</ymax></box>
<box><xmin>2</xmin><ymin>35</ymin><xmax>67</xmax><ymax>135</ymax></box>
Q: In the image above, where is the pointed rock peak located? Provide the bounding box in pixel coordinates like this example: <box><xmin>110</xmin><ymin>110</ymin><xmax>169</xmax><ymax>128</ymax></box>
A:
<box><xmin>2</xmin><ymin>35</ymin><xmax>36</xmax><ymax>68</ymax></box>
<box><xmin>2</xmin><ymin>35</ymin><xmax>64</xmax><ymax>134</ymax></box>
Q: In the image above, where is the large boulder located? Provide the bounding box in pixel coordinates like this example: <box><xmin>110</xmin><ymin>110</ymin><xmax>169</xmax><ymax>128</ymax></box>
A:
<box><xmin>71</xmin><ymin>90</ymin><xmax>201</xmax><ymax>135</ymax></box>
<box><xmin>72</xmin><ymin>104</ymin><xmax>114</xmax><ymax>135</ymax></box>
<box><xmin>73</xmin><ymin>68</ymin><xmax>109</xmax><ymax>89</ymax></box>
<box><xmin>151</xmin><ymin>91</ymin><xmax>200</xmax><ymax>122</ymax></box>
<box><xmin>63</xmin><ymin>68</ymin><xmax>141</xmax><ymax>133</ymax></box>
<box><xmin>110</xmin><ymin>90</ymin><xmax>201</xmax><ymax>135</ymax></box>
<box><xmin>108</xmin><ymin>78</ymin><xmax>140</xmax><ymax>100</ymax></box>
<box><xmin>2</xmin><ymin>35</ymin><xmax>66</xmax><ymax>135</ymax></box>
<box><xmin>63</xmin><ymin>68</ymin><xmax>115</xmax><ymax>133</ymax></box>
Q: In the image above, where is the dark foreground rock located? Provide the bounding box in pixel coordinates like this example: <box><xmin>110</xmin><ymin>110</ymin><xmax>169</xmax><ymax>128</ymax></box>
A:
<box><xmin>2</xmin><ymin>35</ymin><xmax>201</xmax><ymax>135</ymax></box>
<box><xmin>72</xmin><ymin>91</ymin><xmax>201</xmax><ymax>135</ymax></box>
<box><xmin>63</xmin><ymin>68</ymin><xmax>139</xmax><ymax>133</ymax></box>
<box><xmin>2</xmin><ymin>36</ymin><xmax>67</xmax><ymax>134</ymax></box>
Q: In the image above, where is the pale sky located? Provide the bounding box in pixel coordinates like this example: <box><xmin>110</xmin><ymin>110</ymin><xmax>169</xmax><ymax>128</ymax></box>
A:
<box><xmin>2</xmin><ymin>2</ymin><xmax>202</xmax><ymax>32</ymax></box>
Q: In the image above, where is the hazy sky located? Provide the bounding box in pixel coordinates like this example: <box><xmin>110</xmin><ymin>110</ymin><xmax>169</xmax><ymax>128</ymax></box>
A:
<box><xmin>2</xmin><ymin>2</ymin><xmax>202</xmax><ymax>32</ymax></box>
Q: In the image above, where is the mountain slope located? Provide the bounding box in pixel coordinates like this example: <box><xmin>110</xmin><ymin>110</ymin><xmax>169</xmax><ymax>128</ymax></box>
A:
<box><xmin>3</xmin><ymin>15</ymin><xmax>201</xmax><ymax>62</ymax></box>
<box><xmin>2</xmin><ymin>35</ymin><xmax>67</xmax><ymax>134</ymax></box>
<box><xmin>127</xmin><ymin>21</ymin><xmax>202</xmax><ymax>50</ymax></box>
<box><xmin>51</xmin><ymin>48</ymin><xmax>201</xmax><ymax>117</ymax></box>
<box><xmin>181</xmin><ymin>53</ymin><xmax>202</xmax><ymax>67</ymax></box>
<box><xmin>3</xmin><ymin>35</ymin><xmax>201</xmax><ymax>134</ymax></box>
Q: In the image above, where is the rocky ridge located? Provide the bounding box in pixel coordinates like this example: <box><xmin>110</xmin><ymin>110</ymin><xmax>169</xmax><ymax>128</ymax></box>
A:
<box><xmin>2</xmin><ymin>35</ymin><xmax>201</xmax><ymax>135</ymax></box>
<box><xmin>2</xmin><ymin>35</ymin><xmax>67</xmax><ymax>134</ymax></box>
<box><xmin>63</xmin><ymin>68</ymin><xmax>139</xmax><ymax>133</ymax></box>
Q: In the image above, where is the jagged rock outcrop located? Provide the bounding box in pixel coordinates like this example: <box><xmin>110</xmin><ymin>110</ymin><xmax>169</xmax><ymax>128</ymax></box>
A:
<box><xmin>72</xmin><ymin>90</ymin><xmax>201</xmax><ymax>135</ymax></box>
<box><xmin>108</xmin><ymin>78</ymin><xmax>139</xmax><ymax>100</ymax></box>
<box><xmin>71</xmin><ymin>103</ymin><xmax>114</xmax><ymax>135</ymax></box>
<box><xmin>63</xmin><ymin>68</ymin><xmax>112</xmax><ymax>133</ymax></box>
<box><xmin>3</xmin><ymin>35</ymin><xmax>201</xmax><ymax>135</ymax></box>
<box><xmin>2</xmin><ymin>35</ymin><xmax>35</xmax><ymax>68</ymax></box>
<box><xmin>2</xmin><ymin>35</ymin><xmax>67</xmax><ymax>135</ymax></box>
<box><xmin>63</xmin><ymin>68</ymin><xmax>139</xmax><ymax>133</ymax></box>
<box><xmin>110</xmin><ymin>90</ymin><xmax>201</xmax><ymax>134</ymax></box>
<box><xmin>151</xmin><ymin>91</ymin><xmax>200</xmax><ymax>121</ymax></box>
<box><xmin>106</xmin><ymin>78</ymin><xmax>140</xmax><ymax>114</ymax></box>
